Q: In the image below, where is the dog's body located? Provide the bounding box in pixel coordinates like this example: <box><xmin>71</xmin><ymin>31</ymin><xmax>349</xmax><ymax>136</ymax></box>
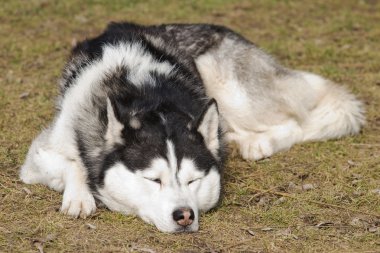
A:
<box><xmin>20</xmin><ymin>23</ymin><xmax>364</xmax><ymax>232</ymax></box>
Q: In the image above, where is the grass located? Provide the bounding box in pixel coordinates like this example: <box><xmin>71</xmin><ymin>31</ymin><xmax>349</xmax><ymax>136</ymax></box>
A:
<box><xmin>0</xmin><ymin>0</ymin><xmax>379</xmax><ymax>252</ymax></box>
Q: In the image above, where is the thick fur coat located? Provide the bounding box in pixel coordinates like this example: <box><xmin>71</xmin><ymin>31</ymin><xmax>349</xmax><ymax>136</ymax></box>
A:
<box><xmin>20</xmin><ymin>23</ymin><xmax>364</xmax><ymax>232</ymax></box>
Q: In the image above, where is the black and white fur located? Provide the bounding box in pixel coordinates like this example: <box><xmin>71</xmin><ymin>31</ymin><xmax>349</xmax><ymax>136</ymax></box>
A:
<box><xmin>20</xmin><ymin>23</ymin><xmax>364</xmax><ymax>232</ymax></box>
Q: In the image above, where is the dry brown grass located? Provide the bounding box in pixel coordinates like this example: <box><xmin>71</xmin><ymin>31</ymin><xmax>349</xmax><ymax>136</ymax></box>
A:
<box><xmin>1</xmin><ymin>0</ymin><xmax>379</xmax><ymax>252</ymax></box>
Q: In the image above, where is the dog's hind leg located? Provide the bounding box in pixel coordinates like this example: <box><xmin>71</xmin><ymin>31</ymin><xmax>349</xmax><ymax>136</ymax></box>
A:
<box><xmin>196</xmin><ymin>43</ymin><xmax>305</xmax><ymax>160</ymax></box>
<box><xmin>219</xmin><ymin>73</ymin><xmax>364</xmax><ymax>160</ymax></box>
<box><xmin>196</xmin><ymin>33</ymin><xmax>364</xmax><ymax>160</ymax></box>
<box><xmin>225</xmin><ymin>120</ymin><xmax>303</xmax><ymax>160</ymax></box>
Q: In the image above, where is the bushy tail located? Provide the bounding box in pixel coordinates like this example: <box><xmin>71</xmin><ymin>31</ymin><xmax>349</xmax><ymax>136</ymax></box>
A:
<box><xmin>302</xmin><ymin>82</ymin><xmax>365</xmax><ymax>142</ymax></box>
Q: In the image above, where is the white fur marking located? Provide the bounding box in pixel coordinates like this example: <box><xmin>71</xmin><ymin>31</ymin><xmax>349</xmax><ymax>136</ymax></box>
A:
<box><xmin>105</xmin><ymin>98</ymin><xmax>124</xmax><ymax>146</ymax></box>
<box><xmin>197</xmin><ymin>103</ymin><xmax>219</xmax><ymax>158</ymax></box>
<box><xmin>166</xmin><ymin>140</ymin><xmax>177</xmax><ymax>173</ymax></box>
<box><xmin>102</xmin><ymin>43</ymin><xmax>174</xmax><ymax>85</ymax></box>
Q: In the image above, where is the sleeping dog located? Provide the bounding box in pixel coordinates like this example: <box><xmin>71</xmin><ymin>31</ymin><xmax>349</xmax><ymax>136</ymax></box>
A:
<box><xmin>20</xmin><ymin>23</ymin><xmax>364</xmax><ymax>232</ymax></box>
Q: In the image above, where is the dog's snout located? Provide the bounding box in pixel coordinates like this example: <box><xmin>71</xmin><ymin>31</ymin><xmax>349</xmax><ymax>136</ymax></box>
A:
<box><xmin>172</xmin><ymin>207</ymin><xmax>194</xmax><ymax>226</ymax></box>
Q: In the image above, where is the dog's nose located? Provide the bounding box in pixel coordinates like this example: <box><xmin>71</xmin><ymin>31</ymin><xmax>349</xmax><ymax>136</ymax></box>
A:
<box><xmin>172</xmin><ymin>207</ymin><xmax>194</xmax><ymax>226</ymax></box>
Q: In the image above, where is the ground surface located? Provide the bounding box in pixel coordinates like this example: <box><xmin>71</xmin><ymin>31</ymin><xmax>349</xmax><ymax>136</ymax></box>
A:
<box><xmin>0</xmin><ymin>0</ymin><xmax>379</xmax><ymax>252</ymax></box>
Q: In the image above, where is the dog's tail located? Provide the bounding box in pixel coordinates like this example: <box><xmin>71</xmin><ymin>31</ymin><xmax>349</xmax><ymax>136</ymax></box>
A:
<box><xmin>301</xmin><ymin>74</ymin><xmax>365</xmax><ymax>142</ymax></box>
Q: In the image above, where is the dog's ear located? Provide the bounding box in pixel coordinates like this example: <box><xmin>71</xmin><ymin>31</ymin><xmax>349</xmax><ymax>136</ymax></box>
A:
<box><xmin>195</xmin><ymin>99</ymin><xmax>220</xmax><ymax>158</ymax></box>
<box><xmin>105</xmin><ymin>98</ymin><xmax>125</xmax><ymax>145</ymax></box>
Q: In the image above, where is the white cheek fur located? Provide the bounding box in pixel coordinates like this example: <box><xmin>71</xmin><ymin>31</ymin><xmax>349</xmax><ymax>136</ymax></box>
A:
<box><xmin>195</xmin><ymin>169</ymin><xmax>221</xmax><ymax>212</ymax></box>
<box><xmin>189</xmin><ymin>179</ymin><xmax>201</xmax><ymax>191</ymax></box>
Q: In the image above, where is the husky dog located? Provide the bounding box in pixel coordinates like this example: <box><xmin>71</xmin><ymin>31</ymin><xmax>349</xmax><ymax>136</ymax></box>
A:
<box><xmin>20</xmin><ymin>22</ymin><xmax>364</xmax><ymax>232</ymax></box>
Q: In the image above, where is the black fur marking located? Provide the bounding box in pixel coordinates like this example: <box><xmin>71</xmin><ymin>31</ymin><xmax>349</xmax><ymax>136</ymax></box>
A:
<box><xmin>59</xmin><ymin>22</ymin><xmax>235</xmax><ymax>95</ymax></box>
<box><xmin>67</xmin><ymin>22</ymin><xmax>227</xmax><ymax>191</ymax></box>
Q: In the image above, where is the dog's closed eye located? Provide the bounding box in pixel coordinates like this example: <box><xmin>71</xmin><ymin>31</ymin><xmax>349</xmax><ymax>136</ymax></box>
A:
<box><xmin>144</xmin><ymin>177</ymin><xmax>161</xmax><ymax>184</ymax></box>
<box><xmin>188</xmin><ymin>178</ymin><xmax>201</xmax><ymax>185</ymax></box>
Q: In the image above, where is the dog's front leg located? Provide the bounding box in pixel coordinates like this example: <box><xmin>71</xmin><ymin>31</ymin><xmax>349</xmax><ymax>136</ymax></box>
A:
<box><xmin>60</xmin><ymin>159</ymin><xmax>96</xmax><ymax>218</ymax></box>
<box><xmin>23</xmin><ymin>147</ymin><xmax>96</xmax><ymax>218</ymax></box>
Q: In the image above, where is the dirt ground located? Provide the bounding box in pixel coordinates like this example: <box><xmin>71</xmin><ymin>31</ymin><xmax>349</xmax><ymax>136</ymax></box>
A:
<box><xmin>0</xmin><ymin>0</ymin><xmax>379</xmax><ymax>252</ymax></box>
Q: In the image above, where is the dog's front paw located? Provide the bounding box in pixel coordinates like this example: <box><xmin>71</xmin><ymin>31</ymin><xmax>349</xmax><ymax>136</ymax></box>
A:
<box><xmin>61</xmin><ymin>186</ymin><xmax>96</xmax><ymax>218</ymax></box>
<box><xmin>239</xmin><ymin>137</ymin><xmax>274</xmax><ymax>161</ymax></box>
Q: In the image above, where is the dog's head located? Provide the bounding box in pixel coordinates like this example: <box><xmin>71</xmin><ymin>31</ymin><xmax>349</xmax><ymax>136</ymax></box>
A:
<box><xmin>97</xmin><ymin>97</ymin><xmax>223</xmax><ymax>232</ymax></box>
